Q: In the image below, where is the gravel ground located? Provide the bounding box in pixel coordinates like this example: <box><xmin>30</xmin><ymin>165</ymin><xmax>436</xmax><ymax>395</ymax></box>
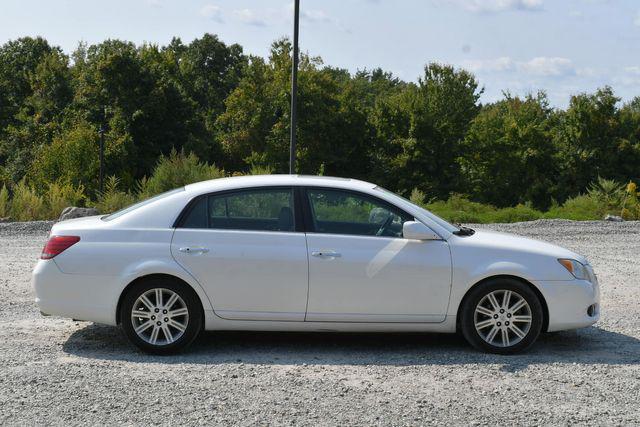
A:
<box><xmin>0</xmin><ymin>220</ymin><xmax>639</xmax><ymax>425</ymax></box>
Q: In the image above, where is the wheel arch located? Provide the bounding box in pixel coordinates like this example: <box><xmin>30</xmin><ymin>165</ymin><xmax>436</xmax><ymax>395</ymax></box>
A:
<box><xmin>116</xmin><ymin>273</ymin><xmax>205</xmax><ymax>325</ymax></box>
<box><xmin>455</xmin><ymin>274</ymin><xmax>549</xmax><ymax>333</ymax></box>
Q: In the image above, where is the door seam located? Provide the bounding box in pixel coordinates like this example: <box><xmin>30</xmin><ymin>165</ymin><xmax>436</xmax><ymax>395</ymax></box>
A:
<box><xmin>303</xmin><ymin>232</ymin><xmax>311</xmax><ymax>321</ymax></box>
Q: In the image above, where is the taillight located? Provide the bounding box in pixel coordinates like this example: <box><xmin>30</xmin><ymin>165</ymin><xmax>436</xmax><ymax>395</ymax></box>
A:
<box><xmin>41</xmin><ymin>236</ymin><xmax>80</xmax><ymax>259</ymax></box>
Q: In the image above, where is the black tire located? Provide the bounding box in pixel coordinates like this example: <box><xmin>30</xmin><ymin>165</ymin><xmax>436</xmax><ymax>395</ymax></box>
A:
<box><xmin>460</xmin><ymin>278</ymin><xmax>543</xmax><ymax>355</ymax></box>
<box><xmin>120</xmin><ymin>277</ymin><xmax>203</xmax><ymax>355</ymax></box>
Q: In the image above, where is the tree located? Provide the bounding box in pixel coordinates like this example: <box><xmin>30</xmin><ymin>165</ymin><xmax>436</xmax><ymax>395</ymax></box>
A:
<box><xmin>554</xmin><ymin>87</ymin><xmax>638</xmax><ymax>198</ymax></box>
<box><xmin>216</xmin><ymin>39</ymin><xmax>373</xmax><ymax>176</ymax></box>
<box><xmin>70</xmin><ymin>39</ymin><xmax>213</xmax><ymax>184</ymax></box>
<box><xmin>177</xmin><ymin>34</ymin><xmax>247</xmax><ymax>132</ymax></box>
<box><xmin>0</xmin><ymin>39</ymin><xmax>72</xmax><ymax>182</ymax></box>
<box><xmin>0</xmin><ymin>37</ymin><xmax>56</xmax><ymax>130</ymax></box>
<box><xmin>373</xmin><ymin>63</ymin><xmax>482</xmax><ymax>198</ymax></box>
<box><xmin>460</xmin><ymin>92</ymin><xmax>559</xmax><ymax>209</ymax></box>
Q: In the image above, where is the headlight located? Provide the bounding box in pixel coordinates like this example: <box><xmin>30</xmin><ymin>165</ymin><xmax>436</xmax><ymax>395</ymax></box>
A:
<box><xmin>558</xmin><ymin>259</ymin><xmax>589</xmax><ymax>280</ymax></box>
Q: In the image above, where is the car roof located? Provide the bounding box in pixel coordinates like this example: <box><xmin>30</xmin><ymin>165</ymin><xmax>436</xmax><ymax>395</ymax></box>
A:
<box><xmin>184</xmin><ymin>174</ymin><xmax>377</xmax><ymax>194</ymax></box>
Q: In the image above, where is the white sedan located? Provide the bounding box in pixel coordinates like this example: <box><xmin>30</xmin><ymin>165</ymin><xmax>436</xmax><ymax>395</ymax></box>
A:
<box><xmin>32</xmin><ymin>175</ymin><xmax>600</xmax><ymax>354</ymax></box>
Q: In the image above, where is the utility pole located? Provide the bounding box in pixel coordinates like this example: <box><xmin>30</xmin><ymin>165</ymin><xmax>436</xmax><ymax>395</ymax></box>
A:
<box><xmin>289</xmin><ymin>0</ymin><xmax>300</xmax><ymax>175</ymax></box>
<box><xmin>98</xmin><ymin>106</ymin><xmax>106</xmax><ymax>193</ymax></box>
<box><xmin>98</xmin><ymin>125</ymin><xmax>105</xmax><ymax>193</ymax></box>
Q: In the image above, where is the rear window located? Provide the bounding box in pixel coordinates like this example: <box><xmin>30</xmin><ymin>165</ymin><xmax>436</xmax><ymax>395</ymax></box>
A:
<box><xmin>102</xmin><ymin>188</ymin><xmax>185</xmax><ymax>221</ymax></box>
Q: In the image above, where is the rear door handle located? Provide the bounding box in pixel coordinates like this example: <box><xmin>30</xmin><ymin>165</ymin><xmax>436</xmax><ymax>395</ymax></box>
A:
<box><xmin>179</xmin><ymin>247</ymin><xmax>210</xmax><ymax>254</ymax></box>
<box><xmin>311</xmin><ymin>251</ymin><xmax>341</xmax><ymax>258</ymax></box>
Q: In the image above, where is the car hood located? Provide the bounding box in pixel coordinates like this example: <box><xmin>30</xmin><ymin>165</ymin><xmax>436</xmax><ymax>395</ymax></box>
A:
<box><xmin>459</xmin><ymin>229</ymin><xmax>588</xmax><ymax>264</ymax></box>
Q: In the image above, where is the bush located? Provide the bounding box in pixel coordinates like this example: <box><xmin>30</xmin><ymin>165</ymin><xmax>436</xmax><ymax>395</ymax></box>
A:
<box><xmin>137</xmin><ymin>149</ymin><xmax>225</xmax><ymax>199</ymax></box>
<box><xmin>29</xmin><ymin>122</ymin><xmax>100</xmax><ymax>194</ymax></box>
<box><xmin>426</xmin><ymin>194</ymin><xmax>499</xmax><ymax>223</ymax></box>
<box><xmin>409</xmin><ymin>188</ymin><xmax>426</xmax><ymax>205</ymax></box>
<box><xmin>44</xmin><ymin>181</ymin><xmax>86</xmax><ymax>219</ymax></box>
<box><xmin>490</xmin><ymin>205</ymin><xmax>543</xmax><ymax>223</ymax></box>
<box><xmin>10</xmin><ymin>180</ymin><xmax>46</xmax><ymax>221</ymax></box>
<box><xmin>94</xmin><ymin>176</ymin><xmax>135</xmax><ymax>214</ymax></box>
<box><xmin>0</xmin><ymin>185</ymin><xmax>9</xmax><ymax>218</ymax></box>
<box><xmin>248</xmin><ymin>164</ymin><xmax>275</xmax><ymax>175</ymax></box>
<box><xmin>621</xmin><ymin>181</ymin><xmax>640</xmax><ymax>220</ymax></box>
<box><xmin>544</xmin><ymin>194</ymin><xmax>602</xmax><ymax>221</ymax></box>
<box><xmin>587</xmin><ymin>177</ymin><xmax>625</xmax><ymax>213</ymax></box>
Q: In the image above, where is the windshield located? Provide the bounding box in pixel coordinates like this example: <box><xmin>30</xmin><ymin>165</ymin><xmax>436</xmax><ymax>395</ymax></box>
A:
<box><xmin>374</xmin><ymin>186</ymin><xmax>460</xmax><ymax>234</ymax></box>
<box><xmin>102</xmin><ymin>188</ymin><xmax>185</xmax><ymax>221</ymax></box>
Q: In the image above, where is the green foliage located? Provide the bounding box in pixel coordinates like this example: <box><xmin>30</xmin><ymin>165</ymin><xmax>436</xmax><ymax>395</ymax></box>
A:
<box><xmin>373</xmin><ymin>63</ymin><xmax>483</xmax><ymax>197</ymax></box>
<box><xmin>586</xmin><ymin>177</ymin><xmax>625</xmax><ymax>212</ymax></box>
<box><xmin>426</xmin><ymin>195</ymin><xmax>504</xmax><ymax>223</ymax></box>
<box><xmin>29</xmin><ymin>121</ymin><xmax>101</xmax><ymax>193</ymax></box>
<box><xmin>554</xmin><ymin>88</ymin><xmax>640</xmax><ymax>198</ymax></box>
<box><xmin>621</xmin><ymin>182</ymin><xmax>640</xmax><ymax>220</ymax></box>
<box><xmin>94</xmin><ymin>176</ymin><xmax>135</xmax><ymax>214</ymax></box>
<box><xmin>425</xmin><ymin>179</ymin><xmax>640</xmax><ymax>223</ymax></box>
<box><xmin>544</xmin><ymin>194</ymin><xmax>602</xmax><ymax>221</ymax></box>
<box><xmin>248</xmin><ymin>163</ymin><xmax>275</xmax><ymax>176</ymax></box>
<box><xmin>409</xmin><ymin>188</ymin><xmax>426</xmax><ymax>206</ymax></box>
<box><xmin>1</xmin><ymin>35</ymin><xmax>640</xmax><ymax>223</ymax></box>
<box><xmin>460</xmin><ymin>93</ymin><xmax>558</xmax><ymax>209</ymax></box>
<box><xmin>138</xmin><ymin>149</ymin><xmax>224</xmax><ymax>198</ymax></box>
<box><xmin>0</xmin><ymin>185</ymin><xmax>9</xmax><ymax>217</ymax></box>
<box><xmin>44</xmin><ymin>181</ymin><xmax>86</xmax><ymax>219</ymax></box>
<box><xmin>10</xmin><ymin>180</ymin><xmax>46</xmax><ymax>221</ymax></box>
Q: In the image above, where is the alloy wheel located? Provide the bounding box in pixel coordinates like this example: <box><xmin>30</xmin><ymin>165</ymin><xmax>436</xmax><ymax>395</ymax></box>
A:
<box><xmin>131</xmin><ymin>288</ymin><xmax>189</xmax><ymax>345</ymax></box>
<box><xmin>473</xmin><ymin>289</ymin><xmax>532</xmax><ymax>348</ymax></box>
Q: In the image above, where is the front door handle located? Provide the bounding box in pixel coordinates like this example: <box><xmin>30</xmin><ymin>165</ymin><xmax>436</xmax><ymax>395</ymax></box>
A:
<box><xmin>311</xmin><ymin>250</ymin><xmax>341</xmax><ymax>258</ymax></box>
<box><xmin>179</xmin><ymin>247</ymin><xmax>210</xmax><ymax>254</ymax></box>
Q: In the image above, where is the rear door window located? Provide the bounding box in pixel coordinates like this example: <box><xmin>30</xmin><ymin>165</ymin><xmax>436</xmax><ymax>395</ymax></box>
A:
<box><xmin>180</xmin><ymin>188</ymin><xmax>296</xmax><ymax>232</ymax></box>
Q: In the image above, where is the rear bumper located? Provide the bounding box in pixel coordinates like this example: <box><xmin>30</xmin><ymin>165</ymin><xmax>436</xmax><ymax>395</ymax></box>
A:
<box><xmin>534</xmin><ymin>278</ymin><xmax>600</xmax><ymax>332</ymax></box>
<box><xmin>32</xmin><ymin>259</ymin><xmax>118</xmax><ymax>325</ymax></box>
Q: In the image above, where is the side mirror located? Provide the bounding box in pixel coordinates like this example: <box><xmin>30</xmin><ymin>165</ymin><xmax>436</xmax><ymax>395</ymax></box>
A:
<box><xmin>403</xmin><ymin>221</ymin><xmax>441</xmax><ymax>240</ymax></box>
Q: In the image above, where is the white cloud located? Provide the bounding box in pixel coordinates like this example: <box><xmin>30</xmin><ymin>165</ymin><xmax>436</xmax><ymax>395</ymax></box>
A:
<box><xmin>624</xmin><ymin>66</ymin><xmax>640</xmax><ymax>75</ymax></box>
<box><xmin>234</xmin><ymin>8</ymin><xmax>267</xmax><ymax>27</ymax></box>
<box><xmin>463</xmin><ymin>56</ymin><xmax>575</xmax><ymax>77</ymax></box>
<box><xmin>634</xmin><ymin>10</ymin><xmax>640</xmax><ymax>27</ymax></box>
<box><xmin>614</xmin><ymin>69</ymin><xmax>640</xmax><ymax>87</ymax></box>
<box><xmin>576</xmin><ymin>67</ymin><xmax>599</xmax><ymax>78</ymax></box>
<box><xmin>200</xmin><ymin>4</ymin><xmax>223</xmax><ymax>23</ymax></box>
<box><xmin>519</xmin><ymin>57</ymin><xmax>574</xmax><ymax>76</ymax></box>
<box><xmin>462</xmin><ymin>57</ymin><xmax>515</xmax><ymax>72</ymax></box>
<box><xmin>443</xmin><ymin>0</ymin><xmax>543</xmax><ymax>13</ymax></box>
<box><xmin>301</xmin><ymin>9</ymin><xmax>332</xmax><ymax>23</ymax></box>
<box><xmin>285</xmin><ymin>2</ymin><xmax>350</xmax><ymax>32</ymax></box>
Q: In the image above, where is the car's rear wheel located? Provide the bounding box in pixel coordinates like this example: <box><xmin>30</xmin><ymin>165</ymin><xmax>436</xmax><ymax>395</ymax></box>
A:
<box><xmin>460</xmin><ymin>278</ymin><xmax>543</xmax><ymax>354</ymax></box>
<box><xmin>121</xmin><ymin>278</ymin><xmax>202</xmax><ymax>354</ymax></box>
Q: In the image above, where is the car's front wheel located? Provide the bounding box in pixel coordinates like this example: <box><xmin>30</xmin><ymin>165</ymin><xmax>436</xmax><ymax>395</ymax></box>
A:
<box><xmin>460</xmin><ymin>278</ymin><xmax>543</xmax><ymax>354</ymax></box>
<box><xmin>121</xmin><ymin>278</ymin><xmax>202</xmax><ymax>354</ymax></box>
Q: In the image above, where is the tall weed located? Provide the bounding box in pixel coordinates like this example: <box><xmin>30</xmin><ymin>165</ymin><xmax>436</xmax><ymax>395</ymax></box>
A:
<box><xmin>45</xmin><ymin>181</ymin><xmax>86</xmax><ymax>219</ymax></box>
<box><xmin>138</xmin><ymin>149</ymin><xmax>224</xmax><ymax>199</ymax></box>
<box><xmin>10</xmin><ymin>180</ymin><xmax>46</xmax><ymax>221</ymax></box>
<box><xmin>0</xmin><ymin>185</ymin><xmax>9</xmax><ymax>218</ymax></box>
<box><xmin>94</xmin><ymin>176</ymin><xmax>136</xmax><ymax>214</ymax></box>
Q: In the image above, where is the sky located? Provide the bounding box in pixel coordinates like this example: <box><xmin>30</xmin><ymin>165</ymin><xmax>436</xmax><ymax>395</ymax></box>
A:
<box><xmin>1</xmin><ymin>0</ymin><xmax>639</xmax><ymax>107</ymax></box>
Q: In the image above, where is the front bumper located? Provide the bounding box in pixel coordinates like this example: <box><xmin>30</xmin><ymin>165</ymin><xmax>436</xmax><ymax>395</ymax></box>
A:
<box><xmin>32</xmin><ymin>259</ymin><xmax>118</xmax><ymax>325</ymax></box>
<box><xmin>534</xmin><ymin>277</ymin><xmax>600</xmax><ymax>332</ymax></box>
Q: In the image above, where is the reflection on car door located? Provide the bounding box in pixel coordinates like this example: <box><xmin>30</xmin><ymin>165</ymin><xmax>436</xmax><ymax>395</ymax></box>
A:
<box><xmin>303</xmin><ymin>188</ymin><xmax>452</xmax><ymax>323</ymax></box>
<box><xmin>171</xmin><ymin>187</ymin><xmax>309</xmax><ymax>321</ymax></box>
